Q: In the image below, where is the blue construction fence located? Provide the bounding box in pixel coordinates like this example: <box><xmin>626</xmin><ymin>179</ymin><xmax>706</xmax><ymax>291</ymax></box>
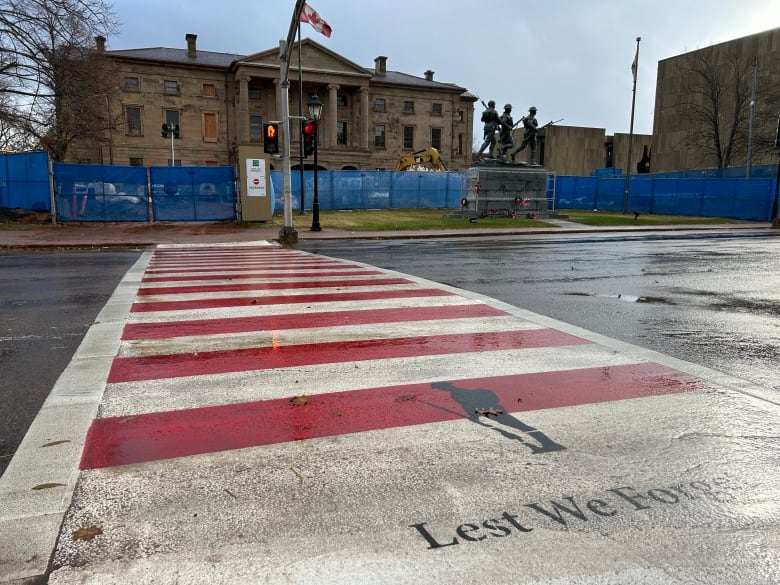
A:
<box><xmin>52</xmin><ymin>164</ymin><xmax>236</xmax><ymax>222</ymax></box>
<box><xmin>270</xmin><ymin>170</ymin><xmax>465</xmax><ymax>211</ymax></box>
<box><xmin>555</xmin><ymin>175</ymin><xmax>776</xmax><ymax>221</ymax></box>
<box><xmin>0</xmin><ymin>152</ymin><xmax>50</xmax><ymax>211</ymax></box>
<box><xmin>1</xmin><ymin>152</ymin><xmax>778</xmax><ymax>222</ymax></box>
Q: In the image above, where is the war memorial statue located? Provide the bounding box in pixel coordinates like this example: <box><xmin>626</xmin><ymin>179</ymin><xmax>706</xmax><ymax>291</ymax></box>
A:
<box><xmin>510</xmin><ymin>106</ymin><xmax>539</xmax><ymax>164</ymax></box>
<box><xmin>476</xmin><ymin>100</ymin><xmax>500</xmax><ymax>158</ymax></box>
<box><xmin>461</xmin><ymin>101</ymin><xmax>563</xmax><ymax>221</ymax></box>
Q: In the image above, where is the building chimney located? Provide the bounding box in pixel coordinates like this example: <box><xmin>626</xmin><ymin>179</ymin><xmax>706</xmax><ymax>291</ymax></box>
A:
<box><xmin>95</xmin><ymin>35</ymin><xmax>106</xmax><ymax>52</ymax></box>
<box><xmin>186</xmin><ymin>33</ymin><xmax>197</xmax><ymax>57</ymax></box>
<box><xmin>424</xmin><ymin>70</ymin><xmax>434</xmax><ymax>81</ymax></box>
<box><xmin>374</xmin><ymin>56</ymin><xmax>387</xmax><ymax>76</ymax></box>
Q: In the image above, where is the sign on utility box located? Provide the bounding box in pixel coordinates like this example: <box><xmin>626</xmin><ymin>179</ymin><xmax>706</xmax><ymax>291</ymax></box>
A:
<box><xmin>237</xmin><ymin>146</ymin><xmax>273</xmax><ymax>222</ymax></box>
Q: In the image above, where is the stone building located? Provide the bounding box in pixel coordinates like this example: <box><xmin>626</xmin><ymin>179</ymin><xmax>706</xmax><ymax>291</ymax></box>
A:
<box><xmin>71</xmin><ymin>35</ymin><xmax>476</xmax><ymax>171</ymax></box>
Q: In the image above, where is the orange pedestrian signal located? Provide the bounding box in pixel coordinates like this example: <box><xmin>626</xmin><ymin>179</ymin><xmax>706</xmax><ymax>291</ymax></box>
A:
<box><xmin>263</xmin><ymin>123</ymin><xmax>279</xmax><ymax>154</ymax></box>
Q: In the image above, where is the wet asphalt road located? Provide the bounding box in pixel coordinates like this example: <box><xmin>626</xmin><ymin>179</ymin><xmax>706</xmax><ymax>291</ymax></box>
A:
<box><xmin>0</xmin><ymin>250</ymin><xmax>141</xmax><ymax>478</ymax></box>
<box><xmin>300</xmin><ymin>230</ymin><xmax>780</xmax><ymax>398</ymax></box>
<box><xmin>2</xmin><ymin>231</ymin><xmax>779</xmax><ymax>479</ymax></box>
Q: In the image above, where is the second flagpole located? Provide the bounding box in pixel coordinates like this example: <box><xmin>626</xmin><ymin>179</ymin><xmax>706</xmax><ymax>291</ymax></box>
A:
<box><xmin>623</xmin><ymin>36</ymin><xmax>641</xmax><ymax>214</ymax></box>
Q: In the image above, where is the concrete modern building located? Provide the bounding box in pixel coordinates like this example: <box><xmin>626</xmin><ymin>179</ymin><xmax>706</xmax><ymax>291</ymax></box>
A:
<box><xmin>651</xmin><ymin>26</ymin><xmax>779</xmax><ymax>173</ymax></box>
<box><xmin>72</xmin><ymin>35</ymin><xmax>477</xmax><ymax>171</ymax></box>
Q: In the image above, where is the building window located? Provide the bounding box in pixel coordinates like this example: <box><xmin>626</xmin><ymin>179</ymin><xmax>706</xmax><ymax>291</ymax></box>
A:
<box><xmin>374</xmin><ymin>98</ymin><xmax>385</xmax><ymax>112</ymax></box>
<box><xmin>457</xmin><ymin>110</ymin><xmax>464</xmax><ymax>122</ymax></box>
<box><xmin>432</xmin><ymin>103</ymin><xmax>442</xmax><ymax>115</ymax></box>
<box><xmin>250</xmin><ymin>115</ymin><xmax>263</xmax><ymax>141</ymax></box>
<box><xmin>165</xmin><ymin>110</ymin><xmax>180</xmax><ymax>137</ymax></box>
<box><xmin>403</xmin><ymin>126</ymin><xmax>414</xmax><ymax>149</ymax></box>
<box><xmin>202</xmin><ymin>112</ymin><xmax>218</xmax><ymax>142</ymax></box>
<box><xmin>167</xmin><ymin>159</ymin><xmax>182</xmax><ymax>167</ymax></box>
<box><xmin>129</xmin><ymin>157</ymin><xmax>144</xmax><ymax>166</ymax></box>
<box><xmin>374</xmin><ymin>125</ymin><xmax>385</xmax><ymax>148</ymax></box>
<box><xmin>337</xmin><ymin>121</ymin><xmax>347</xmax><ymax>145</ymax></box>
<box><xmin>431</xmin><ymin>127</ymin><xmax>442</xmax><ymax>150</ymax></box>
<box><xmin>337</xmin><ymin>94</ymin><xmax>348</xmax><ymax>107</ymax></box>
<box><xmin>124</xmin><ymin>76</ymin><xmax>140</xmax><ymax>91</ymax></box>
<box><xmin>164</xmin><ymin>80</ymin><xmax>179</xmax><ymax>94</ymax></box>
<box><xmin>126</xmin><ymin>106</ymin><xmax>142</xmax><ymax>135</ymax></box>
<box><xmin>248</xmin><ymin>87</ymin><xmax>262</xmax><ymax>100</ymax></box>
<box><xmin>457</xmin><ymin>133</ymin><xmax>464</xmax><ymax>156</ymax></box>
<box><xmin>403</xmin><ymin>101</ymin><xmax>414</xmax><ymax>113</ymax></box>
<box><xmin>202</xmin><ymin>83</ymin><xmax>216</xmax><ymax>97</ymax></box>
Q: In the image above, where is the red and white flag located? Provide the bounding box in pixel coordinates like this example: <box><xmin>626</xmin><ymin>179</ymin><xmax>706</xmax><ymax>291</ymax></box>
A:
<box><xmin>300</xmin><ymin>3</ymin><xmax>332</xmax><ymax>38</ymax></box>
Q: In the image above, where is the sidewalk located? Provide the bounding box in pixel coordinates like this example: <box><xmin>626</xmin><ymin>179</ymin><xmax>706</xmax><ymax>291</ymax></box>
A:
<box><xmin>0</xmin><ymin>218</ymin><xmax>773</xmax><ymax>248</ymax></box>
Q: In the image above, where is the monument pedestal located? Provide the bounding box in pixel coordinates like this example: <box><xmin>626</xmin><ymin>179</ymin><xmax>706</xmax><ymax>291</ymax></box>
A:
<box><xmin>457</xmin><ymin>161</ymin><xmax>555</xmax><ymax>219</ymax></box>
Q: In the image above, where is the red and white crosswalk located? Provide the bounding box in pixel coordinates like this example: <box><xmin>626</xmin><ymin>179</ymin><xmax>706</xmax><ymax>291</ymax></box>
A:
<box><xmin>79</xmin><ymin>243</ymin><xmax>711</xmax><ymax>470</ymax></box>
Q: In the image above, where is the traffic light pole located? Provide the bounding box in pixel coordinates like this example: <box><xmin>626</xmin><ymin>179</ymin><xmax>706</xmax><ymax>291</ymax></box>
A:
<box><xmin>277</xmin><ymin>38</ymin><xmax>298</xmax><ymax>246</ymax></box>
<box><xmin>311</xmin><ymin>123</ymin><xmax>322</xmax><ymax>231</ymax></box>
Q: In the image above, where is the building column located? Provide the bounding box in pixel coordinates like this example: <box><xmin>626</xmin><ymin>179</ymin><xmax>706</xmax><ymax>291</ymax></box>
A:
<box><xmin>327</xmin><ymin>83</ymin><xmax>339</xmax><ymax>148</ymax></box>
<box><xmin>237</xmin><ymin>75</ymin><xmax>250</xmax><ymax>144</ymax></box>
<box><xmin>360</xmin><ymin>86</ymin><xmax>370</xmax><ymax>150</ymax></box>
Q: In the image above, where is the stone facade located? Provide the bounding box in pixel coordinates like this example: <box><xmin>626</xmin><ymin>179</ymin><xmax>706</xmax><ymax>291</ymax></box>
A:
<box><xmin>71</xmin><ymin>35</ymin><xmax>476</xmax><ymax>171</ymax></box>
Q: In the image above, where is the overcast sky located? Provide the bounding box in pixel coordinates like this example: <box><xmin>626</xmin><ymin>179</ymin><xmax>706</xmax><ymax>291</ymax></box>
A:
<box><xmin>106</xmin><ymin>0</ymin><xmax>778</xmax><ymax>141</ymax></box>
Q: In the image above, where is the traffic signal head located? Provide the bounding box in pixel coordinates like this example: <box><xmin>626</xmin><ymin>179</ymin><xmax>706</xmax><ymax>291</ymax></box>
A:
<box><xmin>302</xmin><ymin>119</ymin><xmax>317</xmax><ymax>157</ymax></box>
<box><xmin>263</xmin><ymin>123</ymin><xmax>279</xmax><ymax>154</ymax></box>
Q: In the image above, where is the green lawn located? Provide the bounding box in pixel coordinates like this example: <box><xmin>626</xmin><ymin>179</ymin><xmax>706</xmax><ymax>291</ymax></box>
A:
<box><xmin>562</xmin><ymin>210</ymin><xmax>737</xmax><ymax>227</ymax></box>
<box><xmin>246</xmin><ymin>208</ymin><xmax>738</xmax><ymax>231</ymax></box>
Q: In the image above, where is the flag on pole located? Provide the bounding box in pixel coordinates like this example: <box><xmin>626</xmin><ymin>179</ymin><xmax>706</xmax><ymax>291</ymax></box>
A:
<box><xmin>631</xmin><ymin>45</ymin><xmax>639</xmax><ymax>83</ymax></box>
<box><xmin>300</xmin><ymin>3</ymin><xmax>332</xmax><ymax>37</ymax></box>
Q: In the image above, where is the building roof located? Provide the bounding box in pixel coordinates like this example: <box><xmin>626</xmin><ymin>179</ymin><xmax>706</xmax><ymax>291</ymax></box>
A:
<box><xmin>367</xmin><ymin>69</ymin><xmax>466</xmax><ymax>93</ymax></box>
<box><xmin>107</xmin><ymin>47</ymin><xmax>244</xmax><ymax>68</ymax></box>
<box><xmin>107</xmin><ymin>41</ymin><xmax>475</xmax><ymax>101</ymax></box>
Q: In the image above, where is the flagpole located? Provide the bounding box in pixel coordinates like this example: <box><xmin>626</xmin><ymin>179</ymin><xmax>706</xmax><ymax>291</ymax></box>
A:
<box><xmin>297</xmin><ymin>21</ymin><xmax>306</xmax><ymax>215</ymax></box>
<box><xmin>278</xmin><ymin>0</ymin><xmax>307</xmax><ymax>246</ymax></box>
<box><xmin>623</xmin><ymin>36</ymin><xmax>640</xmax><ymax>214</ymax></box>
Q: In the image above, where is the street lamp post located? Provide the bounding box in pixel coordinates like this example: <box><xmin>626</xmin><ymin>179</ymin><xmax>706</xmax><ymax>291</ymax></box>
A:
<box><xmin>307</xmin><ymin>92</ymin><xmax>323</xmax><ymax>232</ymax></box>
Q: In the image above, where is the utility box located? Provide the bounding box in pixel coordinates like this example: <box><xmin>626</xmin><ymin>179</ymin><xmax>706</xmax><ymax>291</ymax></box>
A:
<box><xmin>237</xmin><ymin>146</ymin><xmax>273</xmax><ymax>222</ymax></box>
<box><xmin>462</xmin><ymin>164</ymin><xmax>551</xmax><ymax>218</ymax></box>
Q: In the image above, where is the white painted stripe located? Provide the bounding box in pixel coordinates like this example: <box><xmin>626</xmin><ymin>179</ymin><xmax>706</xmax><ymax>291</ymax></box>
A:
<box><xmin>137</xmin><ymin>274</ymin><xmax>401</xmax><ymax>288</ymax></box>
<box><xmin>126</xmin><ymin>296</ymin><xmax>484</xmax><ymax>323</ymax></box>
<box><xmin>134</xmin><ymin>283</ymin><xmax>430</xmax><ymax>303</ymax></box>
<box><xmin>142</xmin><ymin>267</ymin><xmax>374</xmax><ymax>280</ymax></box>
<box><xmin>98</xmin><ymin>344</ymin><xmax>643</xmax><ymax>418</ymax></box>
<box><xmin>118</xmin><ymin>316</ymin><xmax>542</xmax><ymax>357</ymax></box>
<box><xmin>156</xmin><ymin>241</ymin><xmax>276</xmax><ymax>248</ymax></box>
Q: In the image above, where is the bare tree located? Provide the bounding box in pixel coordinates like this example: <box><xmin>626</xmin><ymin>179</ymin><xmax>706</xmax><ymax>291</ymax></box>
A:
<box><xmin>679</xmin><ymin>46</ymin><xmax>780</xmax><ymax>169</ymax></box>
<box><xmin>0</xmin><ymin>0</ymin><xmax>118</xmax><ymax>159</ymax></box>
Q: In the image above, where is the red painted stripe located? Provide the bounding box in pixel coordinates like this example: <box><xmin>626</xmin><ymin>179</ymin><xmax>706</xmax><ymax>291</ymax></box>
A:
<box><xmin>130</xmin><ymin>288</ymin><xmax>454</xmax><ymax>313</ymax></box>
<box><xmin>108</xmin><ymin>329</ymin><xmax>588</xmax><ymax>383</ymax></box>
<box><xmin>141</xmin><ymin>269</ymin><xmax>382</xmax><ymax>282</ymax></box>
<box><xmin>122</xmin><ymin>303</ymin><xmax>509</xmax><ymax>340</ymax></box>
<box><xmin>136</xmin><ymin>277</ymin><xmax>412</xmax><ymax>296</ymax></box>
<box><xmin>144</xmin><ymin>263</ymin><xmax>352</xmax><ymax>274</ymax></box>
<box><xmin>81</xmin><ymin>363</ymin><xmax>709</xmax><ymax>469</ymax></box>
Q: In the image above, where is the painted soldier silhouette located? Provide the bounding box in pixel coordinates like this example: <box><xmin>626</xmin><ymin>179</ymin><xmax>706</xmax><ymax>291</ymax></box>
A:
<box><xmin>430</xmin><ymin>381</ymin><xmax>566</xmax><ymax>455</ymax></box>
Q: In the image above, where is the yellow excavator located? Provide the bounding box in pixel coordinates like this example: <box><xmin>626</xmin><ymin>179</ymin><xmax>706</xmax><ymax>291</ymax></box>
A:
<box><xmin>393</xmin><ymin>147</ymin><xmax>448</xmax><ymax>171</ymax></box>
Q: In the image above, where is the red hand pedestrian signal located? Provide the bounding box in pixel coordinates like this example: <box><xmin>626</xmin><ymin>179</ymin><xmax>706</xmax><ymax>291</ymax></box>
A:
<box><xmin>302</xmin><ymin>120</ymin><xmax>317</xmax><ymax>157</ymax></box>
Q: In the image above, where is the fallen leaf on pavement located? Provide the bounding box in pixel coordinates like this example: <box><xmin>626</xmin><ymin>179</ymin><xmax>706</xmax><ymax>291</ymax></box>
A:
<box><xmin>72</xmin><ymin>526</ymin><xmax>103</xmax><ymax>542</ymax></box>
<box><xmin>475</xmin><ymin>407</ymin><xmax>504</xmax><ymax>417</ymax></box>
